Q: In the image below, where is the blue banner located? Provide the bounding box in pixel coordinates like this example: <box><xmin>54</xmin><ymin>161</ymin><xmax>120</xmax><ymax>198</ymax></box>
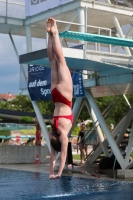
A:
<box><xmin>26</xmin><ymin>0</ymin><xmax>74</xmax><ymax>17</ymax></box>
<box><xmin>72</xmin><ymin>70</ymin><xmax>85</xmax><ymax>97</ymax></box>
<box><xmin>28</xmin><ymin>65</ymin><xmax>51</xmax><ymax>100</ymax></box>
<box><xmin>28</xmin><ymin>65</ymin><xmax>84</xmax><ymax>101</ymax></box>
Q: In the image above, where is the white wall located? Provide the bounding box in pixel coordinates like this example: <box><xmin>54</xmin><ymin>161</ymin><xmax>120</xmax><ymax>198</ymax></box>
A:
<box><xmin>0</xmin><ymin>146</ymin><xmax>50</xmax><ymax>164</ymax></box>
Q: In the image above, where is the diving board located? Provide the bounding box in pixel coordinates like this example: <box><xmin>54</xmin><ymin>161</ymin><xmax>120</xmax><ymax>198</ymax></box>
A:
<box><xmin>59</xmin><ymin>31</ymin><xmax>133</xmax><ymax>47</ymax></box>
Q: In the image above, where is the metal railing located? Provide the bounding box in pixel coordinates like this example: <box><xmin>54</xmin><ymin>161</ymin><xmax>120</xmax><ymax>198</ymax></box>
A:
<box><xmin>0</xmin><ymin>123</ymin><xmax>34</xmax><ymax>130</ymax></box>
<box><xmin>55</xmin><ymin>18</ymin><xmax>112</xmax><ymax>53</ymax></box>
<box><xmin>0</xmin><ymin>0</ymin><xmax>25</xmax><ymax>19</ymax></box>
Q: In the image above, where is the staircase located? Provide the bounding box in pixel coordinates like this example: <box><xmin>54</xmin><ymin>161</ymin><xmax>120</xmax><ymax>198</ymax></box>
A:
<box><xmin>85</xmin><ymin>132</ymin><xmax>131</xmax><ymax>166</ymax></box>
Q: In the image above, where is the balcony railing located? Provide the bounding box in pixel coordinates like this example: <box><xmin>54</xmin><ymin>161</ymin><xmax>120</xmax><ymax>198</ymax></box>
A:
<box><xmin>0</xmin><ymin>0</ymin><xmax>25</xmax><ymax>19</ymax></box>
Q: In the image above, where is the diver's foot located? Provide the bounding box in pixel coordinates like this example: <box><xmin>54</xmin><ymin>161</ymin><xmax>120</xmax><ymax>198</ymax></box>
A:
<box><xmin>46</xmin><ymin>18</ymin><xmax>53</xmax><ymax>33</ymax></box>
<box><xmin>46</xmin><ymin>18</ymin><xmax>58</xmax><ymax>35</ymax></box>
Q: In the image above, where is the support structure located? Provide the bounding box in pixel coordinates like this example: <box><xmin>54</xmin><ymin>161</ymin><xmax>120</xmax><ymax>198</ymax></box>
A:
<box><xmin>85</xmin><ymin>89</ymin><xmax>124</xmax><ymax>168</ymax></box>
<box><xmin>112</xmin><ymin>15</ymin><xmax>131</xmax><ymax>55</ymax></box>
<box><xmin>115</xmin><ymin>102</ymin><xmax>133</xmax><ymax>148</ymax></box>
<box><xmin>68</xmin><ymin>97</ymin><xmax>84</xmax><ymax>137</ymax></box>
<box><xmin>115</xmin><ymin>26</ymin><xmax>133</xmax><ymax>54</ymax></box>
<box><xmin>85</xmin><ymin>100</ymin><xmax>109</xmax><ymax>157</ymax></box>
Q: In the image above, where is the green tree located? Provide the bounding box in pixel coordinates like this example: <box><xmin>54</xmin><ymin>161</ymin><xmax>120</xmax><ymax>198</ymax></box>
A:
<box><xmin>38</xmin><ymin>100</ymin><xmax>54</xmax><ymax>115</ymax></box>
<box><xmin>20</xmin><ymin>116</ymin><xmax>34</xmax><ymax>123</ymax></box>
<box><xmin>11</xmin><ymin>94</ymin><xmax>33</xmax><ymax>112</ymax></box>
<box><xmin>75</xmin><ymin>94</ymin><xmax>133</xmax><ymax>126</ymax></box>
<box><xmin>72</xmin><ymin>126</ymin><xmax>80</xmax><ymax>136</ymax></box>
<box><xmin>1</xmin><ymin>93</ymin><xmax>133</xmax><ymax>127</ymax></box>
<box><xmin>78</xmin><ymin>104</ymin><xmax>90</xmax><ymax>120</ymax></box>
<box><xmin>95</xmin><ymin>95</ymin><xmax>132</xmax><ymax>125</ymax></box>
<box><xmin>0</xmin><ymin>101</ymin><xmax>12</xmax><ymax>110</ymax></box>
<box><xmin>0</xmin><ymin>130</ymin><xmax>10</xmax><ymax>136</ymax></box>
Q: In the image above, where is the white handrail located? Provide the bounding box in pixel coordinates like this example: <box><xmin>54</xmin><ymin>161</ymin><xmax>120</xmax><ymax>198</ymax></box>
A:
<box><xmin>0</xmin><ymin>0</ymin><xmax>25</xmax><ymax>6</ymax></box>
<box><xmin>56</xmin><ymin>19</ymin><xmax>111</xmax><ymax>32</ymax></box>
<box><xmin>56</xmin><ymin>18</ymin><xmax>112</xmax><ymax>54</ymax></box>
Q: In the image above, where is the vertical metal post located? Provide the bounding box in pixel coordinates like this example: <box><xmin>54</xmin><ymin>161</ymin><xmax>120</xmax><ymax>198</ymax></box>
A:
<box><xmin>78</xmin><ymin>7</ymin><xmax>88</xmax><ymax>79</ymax></box>
<box><xmin>26</xmin><ymin>25</ymin><xmax>32</xmax><ymax>52</ymax></box>
<box><xmin>109</xmin><ymin>29</ymin><xmax>111</xmax><ymax>53</ymax></box>
<box><xmin>98</xmin><ymin>28</ymin><xmax>100</xmax><ymax>51</ymax></box>
<box><xmin>95</xmin><ymin>42</ymin><xmax>97</xmax><ymax>51</ymax></box>
<box><xmin>84</xmin><ymin>7</ymin><xmax>87</xmax><ymax>59</ymax></box>
<box><xmin>5</xmin><ymin>0</ymin><xmax>8</xmax><ymax>23</ymax></box>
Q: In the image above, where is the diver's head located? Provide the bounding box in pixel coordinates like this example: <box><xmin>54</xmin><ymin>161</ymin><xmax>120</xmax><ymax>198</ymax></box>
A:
<box><xmin>50</xmin><ymin>131</ymin><xmax>61</xmax><ymax>152</ymax></box>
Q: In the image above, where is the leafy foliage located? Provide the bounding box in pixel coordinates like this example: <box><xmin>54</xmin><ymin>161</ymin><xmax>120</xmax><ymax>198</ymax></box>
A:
<box><xmin>76</xmin><ymin>95</ymin><xmax>133</xmax><ymax>126</ymax></box>
<box><xmin>72</xmin><ymin>126</ymin><xmax>80</xmax><ymax>136</ymax></box>
<box><xmin>38</xmin><ymin>100</ymin><xmax>54</xmax><ymax>115</ymax></box>
<box><xmin>20</xmin><ymin>116</ymin><xmax>34</xmax><ymax>123</ymax></box>
<box><xmin>0</xmin><ymin>94</ymin><xmax>133</xmax><ymax>129</ymax></box>
<box><xmin>0</xmin><ymin>101</ymin><xmax>12</xmax><ymax>110</ymax></box>
<box><xmin>79</xmin><ymin>104</ymin><xmax>90</xmax><ymax>120</ymax></box>
<box><xmin>0</xmin><ymin>130</ymin><xmax>11</xmax><ymax>136</ymax></box>
<box><xmin>11</xmin><ymin>95</ymin><xmax>34</xmax><ymax>112</ymax></box>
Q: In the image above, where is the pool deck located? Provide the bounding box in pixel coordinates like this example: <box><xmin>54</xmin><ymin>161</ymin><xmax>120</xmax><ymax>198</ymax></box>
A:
<box><xmin>0</xmin><ymin>161</ymin><xmax>133</xmax><ymax>182</ymax></box>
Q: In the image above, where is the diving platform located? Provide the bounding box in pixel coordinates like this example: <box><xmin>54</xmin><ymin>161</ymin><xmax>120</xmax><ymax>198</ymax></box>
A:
<box><xmin>19</xmin><ymin>47</ymin><xmax>133</xmax><ymax>97</ymax></box>
<box><xmin>19</xmin><ymin>47</ymin><xmax>133</xmax><ymax>73</ymax></box>
<box><xmin>60</xmin><ymin>31</ymin><xmax>133</xmax><ymax>47</ymax></box>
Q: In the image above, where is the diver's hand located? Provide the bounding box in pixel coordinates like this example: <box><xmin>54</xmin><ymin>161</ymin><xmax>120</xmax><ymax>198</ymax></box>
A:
<box><xmin>49</xmin><ymin>174</ymin><xmax>55</xmax><ymax>179</ymax></box>
<box><xmin>54</xmin><ymin>173</ymin><xmax>61</xmax><ymax>180</ymax></box>
<box><xmin>49</xmin><ymin>173</ymin><xmax>61</xmax><ymax>179</ymax></box>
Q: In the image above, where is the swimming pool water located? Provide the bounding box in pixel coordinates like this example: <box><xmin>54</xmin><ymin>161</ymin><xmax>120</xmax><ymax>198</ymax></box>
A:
<box><xmin>0</xmin><ymin>169</ymin><xmax>133</xmax><ymax>200</ymax></box>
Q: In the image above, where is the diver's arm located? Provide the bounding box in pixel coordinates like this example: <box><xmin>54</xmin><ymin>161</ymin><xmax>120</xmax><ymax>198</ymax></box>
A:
<box><xmin>55</xmin><ymin>133</ymin><xmax>68</xmax><ymax>178</ymax></box>
<box><xmin>49</xmin><ymin>146</ymin><xmax>57</xmax><ymax>178</ymax></box>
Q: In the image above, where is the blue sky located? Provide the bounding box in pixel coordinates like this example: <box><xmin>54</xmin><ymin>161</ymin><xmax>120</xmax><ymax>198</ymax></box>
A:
<box><xmin>0</xmin><ymin>34</ymin><xmax>46</xmax><ymax>95</ymax></box>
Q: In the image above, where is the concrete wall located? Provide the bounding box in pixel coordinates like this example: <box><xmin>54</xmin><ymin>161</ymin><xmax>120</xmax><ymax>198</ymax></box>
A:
<box><xmin>0</xmin><ymin>146</ymin><xmax>50</xmax><ymax>164</ymax></box>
